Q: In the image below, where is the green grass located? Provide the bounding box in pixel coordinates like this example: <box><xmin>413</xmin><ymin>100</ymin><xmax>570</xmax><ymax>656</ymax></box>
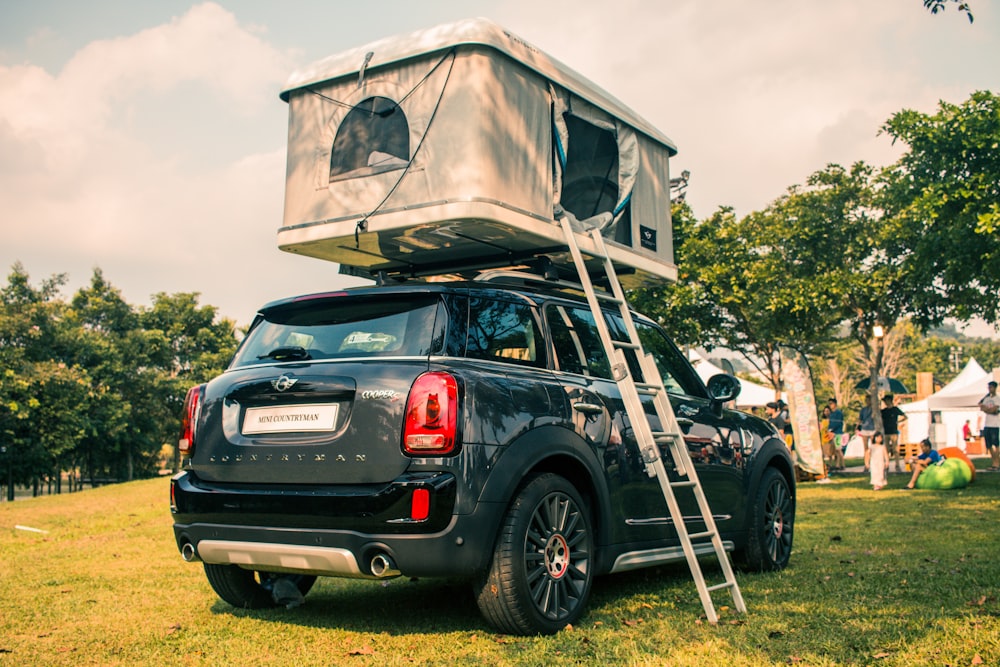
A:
<box><xmin>2</xmin><ymin>473</ymin><xmax>999</xmax><ymax>666</ymax></box>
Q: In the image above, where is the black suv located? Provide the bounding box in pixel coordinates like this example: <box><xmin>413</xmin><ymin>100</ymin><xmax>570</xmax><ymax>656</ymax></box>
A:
<box><xmin>170</xmin><ymin>278</ymin><xmax>795</xmax><ymax>635</ymax></box>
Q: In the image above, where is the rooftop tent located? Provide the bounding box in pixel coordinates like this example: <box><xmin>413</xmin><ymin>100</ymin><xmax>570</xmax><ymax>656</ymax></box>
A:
<box><xmin>277</xmin><ymin>18</ymin><xmax>679</xmax><ymax>285</ymax></box>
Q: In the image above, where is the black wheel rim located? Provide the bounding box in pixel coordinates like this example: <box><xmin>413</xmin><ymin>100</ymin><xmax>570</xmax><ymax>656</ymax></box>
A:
<box><xmin>763</xmin><ymin>478</ymin><xmax>793</xmax><ymax>564</ymax></box>
<box><xmin>523</xmin><ymin>491</ymin><xmax>591</xmax><ymax>621</ymax></box>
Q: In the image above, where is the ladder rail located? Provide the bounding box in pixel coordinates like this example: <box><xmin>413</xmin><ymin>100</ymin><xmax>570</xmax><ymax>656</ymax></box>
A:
<box><xmin>557</xmin><ymin>216</ymin><xmax>746</xmax><ymax>623</ymax></box>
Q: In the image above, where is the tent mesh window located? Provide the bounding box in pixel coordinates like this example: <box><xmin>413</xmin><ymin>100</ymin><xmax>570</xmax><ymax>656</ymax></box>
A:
<box><xmin>329</xmin><ymin>96</ymin><xmax>409</xmax><ymax>182</ymax></box>
<box><xmin>560</xmin><ymin>115</ymin><xmax>630</xmax><ymax>245</ymax></box>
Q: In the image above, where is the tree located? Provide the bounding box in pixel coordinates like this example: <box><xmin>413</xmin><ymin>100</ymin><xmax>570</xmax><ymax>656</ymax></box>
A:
<box><xmin>634</xmin><ymin>172</ymin><xmax>861</xmax><ymax>396</ymax></box>
<box><xmin>0</xmin><ymin>264</ymin><xmax>85</xmax><ymax>499</ymax></box>
<box><xmin>880</xmin><ymin>91</ymin><xmax>1000</xmax><ymax>324</ymax></box>
<box><xmin>139</xmin><ymin>292</ymin><xmax>238</xmax><ymax>472</ymax></box>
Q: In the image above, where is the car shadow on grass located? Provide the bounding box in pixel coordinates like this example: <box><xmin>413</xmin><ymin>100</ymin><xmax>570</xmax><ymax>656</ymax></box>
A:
<box><xmin>210</xmin><ymin>575</ymin><xmax>490</xmax><ymax>634</ymax></box>
<box><xmin>208</xmin><ymin>561</ymin><xmax>769</xmax><ymax>634</ymax></box>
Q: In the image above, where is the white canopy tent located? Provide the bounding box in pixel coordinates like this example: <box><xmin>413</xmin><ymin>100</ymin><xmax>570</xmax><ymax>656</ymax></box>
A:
<box><xmin>687</xmin><ymin>351</ymin><xmax>783</xmax><ymax>408</ymax></box>
<box><xmin>900</xmin><ymin>359</ymin><xmax>995</xmax><ymax>450</ymax></box>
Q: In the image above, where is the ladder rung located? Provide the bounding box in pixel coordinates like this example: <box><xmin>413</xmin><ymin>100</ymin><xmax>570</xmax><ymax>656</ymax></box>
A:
<box><xmin>670</xmin><ymin>480</ymin><xmax>697</xmax><ymax>489</ymax></box>
<box><xmin>651</xmin><ymin>431</ymin><xmax>681</xmax><ymax>439</ymax></box>
<box><xmin>593</xmin><ymin>291</ymin><xmax>622</xmax><ymax>304</ymax></box>
<box><xmin>706</xmin><ymin>581</ymin><xmax>737</xmax><ymax>593</ymax></box>
<box><xmin>613</xmin><ymin>340</ymin><xmax>641</xmax><ymax>350</ymax></box>
<box><xmin>687</xmin><ymin>530</ymin><xmax>717</xmax><ymax>541</ymax></box>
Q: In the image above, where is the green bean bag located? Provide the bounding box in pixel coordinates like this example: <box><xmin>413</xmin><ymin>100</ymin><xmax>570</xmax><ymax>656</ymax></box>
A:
<box><xmin>915</xmin><ymin>457</ymin><xmax>972</xmax><ymax>489</ymax></box>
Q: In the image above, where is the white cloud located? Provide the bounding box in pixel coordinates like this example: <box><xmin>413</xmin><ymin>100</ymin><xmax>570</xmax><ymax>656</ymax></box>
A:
<box><xmin>1</xmin><ymin>0</ymin><xmax>997</xmax><ymax>325</ymax></box>
<box><xmin>0</xmin><ymin>2</ymin><xmax>297</xmax><ymax>316</ymax></box>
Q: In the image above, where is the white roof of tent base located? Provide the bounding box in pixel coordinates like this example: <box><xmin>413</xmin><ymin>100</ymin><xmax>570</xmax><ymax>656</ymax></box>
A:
<box><xmin>277</xmin><ymin>18</ymin><xmax>680</xmax><ymax>286</ymax></box>
<box><xmin>900</xmin><ymin>359</ymin><xmax>993</xmax><ymax>448</ymax></box>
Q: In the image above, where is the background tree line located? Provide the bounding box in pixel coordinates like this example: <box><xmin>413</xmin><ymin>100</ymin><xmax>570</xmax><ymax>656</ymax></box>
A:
<box><xmin>0</xmin><ymin>264</ymin><xmax>237</xmax><ymax>500</ymax></box>
<box><xmin>3</xmin><ymin>89</ymin><xmax>997</xmax><ymax>498</ymax></box>
<box><xmin>633</xmin><ymin>89</ymin><xmax>1000</xmax><ymax>431</ymax></box>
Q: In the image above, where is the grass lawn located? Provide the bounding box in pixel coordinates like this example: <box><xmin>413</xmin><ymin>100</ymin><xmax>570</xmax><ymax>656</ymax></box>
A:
<box><xmin>1</xmin><ymin>470</ymin><xmax>999</xmax><ymax>666</ymax></box>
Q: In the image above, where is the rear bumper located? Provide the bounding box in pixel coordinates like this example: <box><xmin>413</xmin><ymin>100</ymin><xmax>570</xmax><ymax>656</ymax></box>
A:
<box><xmin>170</xmin><ymin>470</ymin><xmax>504</xmax><ymax>578</ymax></box>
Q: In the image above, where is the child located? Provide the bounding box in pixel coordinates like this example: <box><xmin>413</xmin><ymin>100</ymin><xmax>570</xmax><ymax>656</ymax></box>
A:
<box><xmin>869</xmin><ymin>431</ymin><xmax>888</xmax><ymax>491</ymax></box>
<box><xmin>905</xmin><ymin>438</ymin><xmax>942</xmax><ymax>489</ymax></box>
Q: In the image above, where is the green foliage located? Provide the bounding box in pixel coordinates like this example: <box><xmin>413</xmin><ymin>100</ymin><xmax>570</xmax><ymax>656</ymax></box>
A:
<box><xmin>880</xmin><ymin>90</ymin><xmax>1000</xmax><ymax>324</ymax></box>
<box><xmin>0</xmin><ymin>264</ymin><xmax>238</xmax><ymax>493</ymax></box>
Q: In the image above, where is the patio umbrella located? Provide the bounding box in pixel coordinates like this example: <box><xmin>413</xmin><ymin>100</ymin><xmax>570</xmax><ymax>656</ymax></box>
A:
<box><xmin>854</xmin><ymin>376</ymin><xmax>909</xmax><ymax>394</ymax></box>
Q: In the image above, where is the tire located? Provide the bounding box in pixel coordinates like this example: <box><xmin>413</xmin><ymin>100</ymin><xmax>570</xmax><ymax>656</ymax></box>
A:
<box><xmin>474</xmin><ymin>473</ymin><xmax>594</xmax><ymax>635</ymax></box>
<box><xmin>204</xmin><ymin>563</ymin><xmax>316</xmax><ymax>609</ymax></box>
<box><xmin>737</xmin><ymin>467</ymin><xmax>794</xmax><ymax>571</ymax></box>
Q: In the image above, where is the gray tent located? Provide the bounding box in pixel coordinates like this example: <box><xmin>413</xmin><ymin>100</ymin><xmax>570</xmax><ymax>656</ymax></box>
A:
<box><xmin>278</xmin><ymin>18</ymin><xmax>679</xmax><ymax>285</ymax></box>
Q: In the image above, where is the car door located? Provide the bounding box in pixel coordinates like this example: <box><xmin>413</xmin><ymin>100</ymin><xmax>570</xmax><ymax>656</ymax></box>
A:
<box><xmin>628</xmin><ymin>318</ymin><xmax>747</xmax><ymax>541</ymax></box>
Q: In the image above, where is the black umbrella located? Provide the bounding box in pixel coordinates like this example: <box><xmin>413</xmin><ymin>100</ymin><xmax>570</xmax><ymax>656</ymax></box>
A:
<box><xmin>854</xmin><ymin>376</ymin><xmax>909</xmax><ymax>394</ymax></box>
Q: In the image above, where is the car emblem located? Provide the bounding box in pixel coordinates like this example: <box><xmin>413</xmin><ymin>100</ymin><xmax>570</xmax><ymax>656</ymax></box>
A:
<box><xmin>271</xmin><ymin>375</ymin><xmax>298</xmax><ymax>392</ymax></box>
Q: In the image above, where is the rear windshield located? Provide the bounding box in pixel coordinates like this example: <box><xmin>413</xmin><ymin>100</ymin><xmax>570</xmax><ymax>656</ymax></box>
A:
<box><xmin>231</xmin><ymin>294</ymin><xmax>443</xmax><ymax>368</ymax></box>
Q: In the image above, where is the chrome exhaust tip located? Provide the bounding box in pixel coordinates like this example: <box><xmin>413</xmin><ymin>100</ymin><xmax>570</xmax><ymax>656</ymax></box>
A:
<box><xmin>181</xmin><ymin>541</ymin><xmax>200</xmax><ymax>562</ymax></box>
<box><xmin>370</xmin><ymin>552</ymin><xmax>400</xmax><ymax>578</ymax></box>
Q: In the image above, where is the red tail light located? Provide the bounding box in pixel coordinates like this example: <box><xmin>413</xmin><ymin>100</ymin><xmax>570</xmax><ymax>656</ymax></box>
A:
<box><xmin>411</xmin><ymin>488</ymin><xmax>430</xmax><ymax>521</ymax></box>
<box><xmin>403</xmin><ymin>372</ymin><xmax>459</xmax><ymax>455</ymax></box>
<box><xmin>178</xmin><ymin>384</ymin><xmax>205</xmax><ymax>456</ymax></box>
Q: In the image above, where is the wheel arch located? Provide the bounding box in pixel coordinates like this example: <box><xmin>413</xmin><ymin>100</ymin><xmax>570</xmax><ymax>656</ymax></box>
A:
<box><xmin>747</xmin><ymin>437</ymin><xmax>797</xmax><ymax>498</ymax></box>
<box><xmin>477</xmin><ymin>425</ymin><xmax>611</xmax><ymax>549</ymax></box>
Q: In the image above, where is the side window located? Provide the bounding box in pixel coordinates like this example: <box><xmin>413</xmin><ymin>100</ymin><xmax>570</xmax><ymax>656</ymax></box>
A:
<box><xmin>466</xmin><ymin>297</ymin><xmax>542</xmax><ymax>368</ymax></box>
<box><xmin>546</xmin><ymin>304</ymin><xmax>612</xmax><ymax>379</ymax></box>
<box><xmin>329</xmin><ymin>96</ymin><xmax>409</xmax><ymax>182</ymax></box>
<box><xmin>634</xmin><ymin>320</ymin><xmax>708</xmax><ymax>398</ymax></box>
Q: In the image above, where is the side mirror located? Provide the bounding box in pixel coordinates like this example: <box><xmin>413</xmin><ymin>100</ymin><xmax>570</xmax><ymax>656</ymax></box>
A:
<box><xmin>706</xmin><ymin>373</ymin><xmax>741</xmax><ymax>404</ymax></box>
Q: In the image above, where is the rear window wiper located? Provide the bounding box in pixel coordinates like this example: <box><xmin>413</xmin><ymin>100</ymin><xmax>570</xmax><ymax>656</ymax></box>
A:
<box><xmin>256</xmin><ymin>346</ymin><xmax>312</xmax><ymax>361</ymax></box>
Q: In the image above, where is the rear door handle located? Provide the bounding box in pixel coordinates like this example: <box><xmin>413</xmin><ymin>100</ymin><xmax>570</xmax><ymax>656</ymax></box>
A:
<box><xmin>573</xmin><ymin>402</ymin><xmax>604</xmax><ymax>415</ymax></box>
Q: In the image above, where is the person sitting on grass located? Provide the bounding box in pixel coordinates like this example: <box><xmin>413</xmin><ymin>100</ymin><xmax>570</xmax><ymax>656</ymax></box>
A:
<box><xmin>905</xmin><ymin>438</ymin><xmax>942</xmax><ymax>489</ymax></box>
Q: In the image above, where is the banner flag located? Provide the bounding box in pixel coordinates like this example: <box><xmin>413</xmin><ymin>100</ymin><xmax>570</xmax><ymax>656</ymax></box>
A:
<box><xmin>779</xmin><ymin>346</ymin><xmax>825</xmax><ymax>477</ymax></box>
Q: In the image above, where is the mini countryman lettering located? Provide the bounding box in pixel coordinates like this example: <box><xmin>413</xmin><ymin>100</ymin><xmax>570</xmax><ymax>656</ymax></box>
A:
<box><xmin>242</xmin><ymin>404</ymin><xmax>338</xmax><ymax>434</ymax></box>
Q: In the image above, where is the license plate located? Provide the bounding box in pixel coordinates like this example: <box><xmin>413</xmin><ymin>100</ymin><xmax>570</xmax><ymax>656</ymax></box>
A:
<box><xmin>242</xmin><ymin>404</ymin><xmax>339</xmax><ymax>434</ymax></box>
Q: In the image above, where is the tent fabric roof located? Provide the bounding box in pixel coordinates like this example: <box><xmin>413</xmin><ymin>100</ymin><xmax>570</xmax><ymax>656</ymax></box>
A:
<box><xmin>281</xmin><ymin>18</ymin><xmax>677</xmax><ymax>153</ymax></box>
<box><xmin>925</xmin><ymin>358</ymin><xmax>990</xmax><ymax>410</ymax></box>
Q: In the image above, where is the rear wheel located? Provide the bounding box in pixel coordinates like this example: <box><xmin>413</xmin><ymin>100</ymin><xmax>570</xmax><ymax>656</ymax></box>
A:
<box><xmin>204</xmin><ymin>563</ymin><xmax>316</xmax><ymax>609</ymax></box>
<box><xmin>474</xmin><ymin>473</ymin><xmax>594</xmax><ymax>635</ymax></box>
<box><xmin>737</xmin><ymin>467</ymin><xmax>794</xmax><ymax>571</ymax></box>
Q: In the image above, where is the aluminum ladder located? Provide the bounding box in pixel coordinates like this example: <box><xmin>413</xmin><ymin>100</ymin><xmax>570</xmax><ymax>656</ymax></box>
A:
<box><xmin>557</xmin><ymin>215</ymin><xmax>746</xmax><ymax>623</ymax></box>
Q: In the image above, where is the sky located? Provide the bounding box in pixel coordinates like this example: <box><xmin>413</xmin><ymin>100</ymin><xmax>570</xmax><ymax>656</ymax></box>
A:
<box><xmin>1</xmin><ymin>0</ymin><xmax>998</xmax><ymax>334</ymax></box>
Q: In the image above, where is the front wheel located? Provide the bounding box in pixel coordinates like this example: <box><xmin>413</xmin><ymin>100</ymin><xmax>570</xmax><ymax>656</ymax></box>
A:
<box><xmin>737</xmin><ymin>467</ymin><xmax>794</xmax><ymax>571</ymax></box>
<box><xmin>474</xmin><ymin>473</ymin><xmax>594</xmax><ymax>635</ymax></box>
<box><xmin>204</xmin><ymin>563</ymin><xmax>316</xmax><ymax>609</ymax></box>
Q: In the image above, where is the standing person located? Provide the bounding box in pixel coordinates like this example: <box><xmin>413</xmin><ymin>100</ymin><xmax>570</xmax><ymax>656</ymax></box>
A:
<box><xmin>820</xmin><ymin>406</ymin><xmax>834</xmax><ymax>470</ymax></box>
<box><xmin>859</xmin><ymin>396</ymin><xmax>876</xmax><ymax>471</ymax></box>
<box><xmin>827</xmin><ymin>398</ymin><xmax>846</xmax><ymax>471</ymax></box>
<box><xmin>869</xmin><ymin>431</ymin><xmax>888</xmax><ymax>491</ymax></box>
<box><xmin>777</xmin><ymin>399</ymin><xmax>794</xmax><ymax>448</ymax></box>
<box><xmin>766</xmin><ymin>401</ymin><xmax>787</xmax><ymax>442</ymax></box>
<box><xmin>881</xmin><ymin>394</ymin><xmax>908</xmax><ymax>473</ymax></box>
<box><xmin>979</xmin><ymin>380</ymin><xmax>1000</xmax><ymax>471</ymax></box>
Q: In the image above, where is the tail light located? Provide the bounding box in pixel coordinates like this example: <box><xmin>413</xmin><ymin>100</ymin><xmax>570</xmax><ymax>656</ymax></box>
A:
<box><xmin>403</xmin><ymin>372</ymin><xmax>459</xmax><ymax>455</ymax></box>
<box><xmin>178</xmin><ymin>384</ymin><xmax>205</xmax><ymax>456</ymax></box>
<box><xmin>411</xmin><ymin>488</ymin><xmax>430</xmax><ymax>521</ymax></box>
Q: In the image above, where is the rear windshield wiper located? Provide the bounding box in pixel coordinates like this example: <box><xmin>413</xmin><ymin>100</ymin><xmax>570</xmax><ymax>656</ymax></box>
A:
<box><xmin>256</xmin><ymin>346</ymin><xmax>311</xmax><ymax>361</ymax></box>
